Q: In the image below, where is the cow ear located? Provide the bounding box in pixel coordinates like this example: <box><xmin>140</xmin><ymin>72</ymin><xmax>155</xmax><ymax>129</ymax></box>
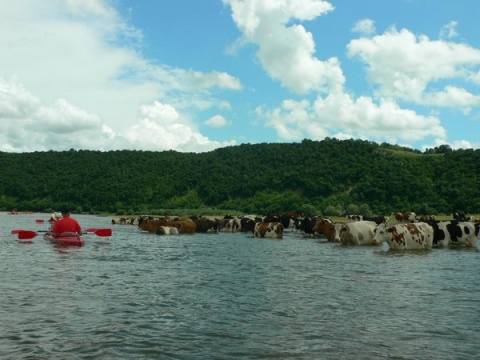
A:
<box><xmin>387</xmin><ymin>227</ymin><xmax>394</xmax><ymax>233</ymax></box>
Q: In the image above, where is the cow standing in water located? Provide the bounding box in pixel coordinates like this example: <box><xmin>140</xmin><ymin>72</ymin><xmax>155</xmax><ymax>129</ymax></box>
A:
<box><xmin>373</xmin><ymin>223</ymin><xmax>433</xmax><ymax>250</ymax></box>
<box><xmin>428</xmin><ymin>220</ymin><xmax>478</xmax><ymax>248</ymax></box>
<box><xmin>333</xmin><ymin>221</ymin><xmax>378</xmax><ymax>245</ymax></box>
<box><xmin>253</xmin><ymin>222</ymin><xmax>284</xmax><ymax>239</ymax></box>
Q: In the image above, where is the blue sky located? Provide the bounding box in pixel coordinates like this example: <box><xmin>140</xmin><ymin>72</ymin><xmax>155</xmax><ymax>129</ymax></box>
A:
<box><xmin>1</xmin><ymin>0</ymin><xmax>479</xmax><ymax>153</ymax></box>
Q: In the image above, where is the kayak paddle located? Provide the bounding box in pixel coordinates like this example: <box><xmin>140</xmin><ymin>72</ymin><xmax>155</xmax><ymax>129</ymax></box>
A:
<box><xmin>17</xmin><ymin>228</ymin><xmax>112</xmax><ymax>240</ymax></box>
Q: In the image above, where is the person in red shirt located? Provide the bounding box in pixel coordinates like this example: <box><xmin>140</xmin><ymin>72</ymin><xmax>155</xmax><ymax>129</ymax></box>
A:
<box><xmin>52</xmin><ymin>208</ymin><xmax>82</xmax><ymax>236</ymax></box>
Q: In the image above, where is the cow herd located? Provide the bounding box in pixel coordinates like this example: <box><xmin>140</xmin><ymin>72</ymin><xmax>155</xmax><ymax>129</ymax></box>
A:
<box><xmin>114</xmin><ymin>211</ymin><xmax>479</xmax><ymax>250</ymax></box>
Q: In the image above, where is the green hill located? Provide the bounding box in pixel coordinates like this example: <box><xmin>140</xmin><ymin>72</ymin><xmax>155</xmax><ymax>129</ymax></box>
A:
<box><xmin>0</xmin><ymin>138</ymin><xmax>478</xmax><ymax>216</ymax></box>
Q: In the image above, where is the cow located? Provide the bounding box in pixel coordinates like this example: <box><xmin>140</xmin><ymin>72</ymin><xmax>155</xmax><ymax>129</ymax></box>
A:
<box><xmin>215</xmin><ymin>218</ymin><xmax>230</xmax><ymax>232</ymax></box>
<box><xmin>156</xmin><ymin>226</ymin><xmax>179</xmax><ymax>235</ymax></box>
<box><xmin>262</xmin><ymin>212</ymin><xmax>281</xmax><ymax>223</ymax></box>
<box><xmin>346</xmin><ymin>214</ymin><xmax>363</xmax><ymax>221</ymax></box>
<box><xmin>452</xmin><ymin>212</ymin><xmax>474</xmax><ymax>222</ymax></box>
<box><xmin>138</xmin><ymin>219</ymin><xmax>164</xmax><ymax>233</ymax></box>
<box><xmin>139</xmin><ymin>218</ymin><xmax>196</xmax><ymax>234</ymax></box>
<box><xmin>254</xmin><ymin>222</ymin><xmax>284</xmax><ymax>239</ymax></box>
<box><xmin>428</xmin><ymin>220</ymin><xmax>478</xmax><ymax>248</ymax></box>
<box><xmin>279</xmin><ymin>211</ymin><xmax>304</xmax><ymax>231</ymax></box>
<box><xmin>193</xmin><ymin>218</ymin><xmax>218</xmax><ymax>233</ymax></box>
<box><xmin>170</xmin><ymin>220</ymin><xmax>196</xmax><ymax>234</ymax></box>
<box><xmin>296</xmin><ymin>216</ymin><xmax>320</xmax><ymax>237</ymax></box>
<box><xmin>112</xmin><ymin>216</ymin><xmax>136</xmax><ymax>225</ymax></box>
<box><xmin>219</xmin><ymin>217</ymin><xmax>242</xmax><ymax>232</ymax></box>
<box><xmin>313</xmin><ymin>218</ymin><xmax>336</xmax><ymax>241</ymax></box>
<box><xmin>240</xmin><ymin>217</ymin><xmax>257</xmax><ymax>232</ymax></box>
<box><xmin>333</xmin><ymin>221</ymin><xmax>377</xmax><ymax>245</ymax></box>
<box><xmin>362</xmin><ymin>215</ymin><xmax>389</xmax><ymax>225</ymax></box>
<box><xmin>417</xmin><ymin>214</ymin><xmax>436</xmax><ymax>222</ymax></box>
<box><xmin>392</xmin><ymin>212</ymin><xmax>416</xmax><ymax>223</ymax></box>
<box><xmin>373</xmin><ymin>223</ymin><xmax>433</xmax><ymax>250</ymax></box>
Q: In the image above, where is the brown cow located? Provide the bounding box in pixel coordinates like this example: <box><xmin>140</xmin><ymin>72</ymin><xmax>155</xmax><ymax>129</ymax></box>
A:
<box><xmin>172</xmin><ymin>220</ymin><xmax>196</xmax><ymax>234</ymax></box>
<box><xmin>139</xmin><ymin>218</ymin><xmax>196</xmax><ymax>234</ymax></box>
<box><xmin>313</xmin><ymin>218</ymin><xmax>336</xmax><ymax>241</ymax></box>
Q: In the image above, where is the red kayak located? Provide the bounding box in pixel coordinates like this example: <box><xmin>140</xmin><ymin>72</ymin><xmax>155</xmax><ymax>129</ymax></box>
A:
<box><xmin>44</xmin><ymin>232</ymin><xmax>85</xmax><ymax>247</ymax></box>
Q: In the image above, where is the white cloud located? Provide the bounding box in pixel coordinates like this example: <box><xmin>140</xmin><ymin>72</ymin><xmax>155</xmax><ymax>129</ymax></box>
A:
<box><xmin>347</xmin><ymin>27</ymin><xmax>480</xmax><ymax>107</ymax></box>
<box><xmin>352</xmin><ymin>19</ymin><xmax>376</xmax><ymax>35</ymax></box>
<box><xmin>440</xmin><ymin>21</ymin><xmax>458</xmax><ymax>40</ymax></box>
<box><xmin>421</xmin><ymin>86</ymin><xmax>480</xmax><ymax>112</ymax></box>
<box><xmin>34</xmin><ymin>99</ymin><xmax>102</xmax><ymax>133</ymax></box>
<box><xmin>119</xmin><ymin>101</ymin><xmax>236</xmax><ymax>152</ymax></box>
<box><xmin>0</xmin><ymin>0</ymin><xmax>240</xmax><ymax>153</ymax></box>
<box><xmin>225</xmin><ymin>0</ymin><xmax>343</xmax><ymax>94</ymax></box>
<box><xmin>205</xmin><ymin>115</ymin><xmax>228</xmax><ymax>128</ymax></box>
<box><xmin>257</xmin><ymin>99</ymin><xmax>315</xmax><ymax>140</ymax></box>
<box><xmin>0</xmin><ymin>78</ymin><xmax>39</xmax><ymax>118</ymax></box>
<box><xmin>258</xmin><ymin>91</ymin><xmax>447</xmax><ymax>146</ymax></box>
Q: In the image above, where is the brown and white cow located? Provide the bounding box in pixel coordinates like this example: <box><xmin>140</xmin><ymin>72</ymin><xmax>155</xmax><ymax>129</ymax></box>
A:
<box><xmin>373</xmin><ymin>222</ymin><xmax>433</xmax><ymax>250</ymax></box>
<box><xmin>392</xmin><ymin>212</ymin><xmax>416</xmax><ymax>223</ymax></box>
<box><xmin>313</xmin><ymin>218</ymin><xmax>336</xmax><ymax>241</ymax></box>
<box><xmin>253</xmin><ymin>222</ymin><xmax>284</xmax><ymax>239</ymax></box>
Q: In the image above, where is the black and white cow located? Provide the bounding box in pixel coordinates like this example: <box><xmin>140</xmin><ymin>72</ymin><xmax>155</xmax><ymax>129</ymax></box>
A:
<box><xmin>346</xmin><ymin>214</ymin><xmax>363</xmax><ymax>221</ymax></box>
<box><xmin>428</xmin><ymin>220</ymin><xmax>478</xmax><ymax>248</ymax></box>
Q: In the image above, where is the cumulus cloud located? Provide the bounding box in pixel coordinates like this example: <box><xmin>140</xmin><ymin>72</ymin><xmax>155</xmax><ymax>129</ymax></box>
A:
<box><xmin>119</xmin><ymin>101</ymin><xmax>236</xmax><ymax>152</ymax></box>
<box><xmin>226</xmin><ymin>1</ymin><xmax>460</xmax><ymax>148</ymax></box>
<box><xmin>0</xmin><ymin>1</ymin><xmax>240</xmax><ymax>153</ymax></box>
<box><xmin>347</xmin><ymin>27</ymin><xmax>480</xmax><ymax>107</ymax></box>
<box><xmin>0</xmin><ymin>78</ymin><xmax>39</xmax><ymax>119</ymax></box>
<box><xmin>1</xmin><ymin>0</ymin><xmax>479</xmax><ymax>153</ymax></box>
<box><xmin>224</xmin><ymin>0</ymin><xmax>343</xmax><ymax>94</ymax></box>
<box><xmin>257</xmin><ymin>92</ymin><xmax>447</xmax><ymax>147</ymax></box>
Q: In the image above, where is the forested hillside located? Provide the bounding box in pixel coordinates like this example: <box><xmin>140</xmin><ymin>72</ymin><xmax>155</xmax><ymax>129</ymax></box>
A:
<box><xmin>0</xmin><ymin>138</ymin><xmax>479</xmax><ymax>216</ymax></box>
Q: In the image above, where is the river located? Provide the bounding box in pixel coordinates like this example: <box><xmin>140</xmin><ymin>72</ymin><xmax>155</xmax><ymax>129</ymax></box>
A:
<box><xmin>1</xmin><ymin>212</ymin><xmax>479</xmax><ymax>359</ymax></box>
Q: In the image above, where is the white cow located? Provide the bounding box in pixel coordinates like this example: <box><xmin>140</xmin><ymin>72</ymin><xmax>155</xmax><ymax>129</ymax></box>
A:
<box><xmin>333</xmin><ymin>221</ymin><xmax>377</xmax><ymax>245</ymax></box>
<box><xmin>373</xmin><ymin>222</ymin><xmax>433</xmax><ymax>250</ymax></box>
<box><xmin>429</xmin><ymin>220</ymin><xmax>478</xmax><ymax>248</ymax></box>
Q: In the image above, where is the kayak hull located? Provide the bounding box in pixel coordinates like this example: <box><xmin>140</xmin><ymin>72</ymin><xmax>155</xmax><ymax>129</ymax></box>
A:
<box><xmin>44</xmin><ymin>232</ymin><xmax>85</xmax><ymax>247</ymax></box>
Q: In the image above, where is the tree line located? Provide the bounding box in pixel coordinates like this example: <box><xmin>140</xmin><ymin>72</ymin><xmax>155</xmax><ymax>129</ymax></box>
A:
<box><xmin>0</xmin><ymin>138</ymin><xmax>478</xmax><ymax>216</ymax></box>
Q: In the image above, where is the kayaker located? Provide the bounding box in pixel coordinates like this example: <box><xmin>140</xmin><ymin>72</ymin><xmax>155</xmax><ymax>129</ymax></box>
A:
<box><xmin>48</xmin><ymin>211</ymin><xmax>62</xmax><ymax>230</ymax></box>
<box><xmin>52</xmin><ymin>207</ymin><xmax>83</xmax><ymax>236</ymax></box>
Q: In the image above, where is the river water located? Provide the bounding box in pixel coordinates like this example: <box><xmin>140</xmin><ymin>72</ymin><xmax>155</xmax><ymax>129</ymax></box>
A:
<box><xmin>1</xmin><ymin>212</ymin><xmax>479</xmax><ymax>359</ymax></box>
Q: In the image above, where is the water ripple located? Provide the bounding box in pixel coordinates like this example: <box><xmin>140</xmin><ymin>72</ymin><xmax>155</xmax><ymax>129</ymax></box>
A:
<box><xmin>1</xmin><ymin>214</ymin><xmax>479</xmax><ymax>358</ymax></box>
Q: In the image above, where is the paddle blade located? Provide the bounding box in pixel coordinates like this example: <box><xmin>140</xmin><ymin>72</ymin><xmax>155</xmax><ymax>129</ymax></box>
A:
<box><xmin>18</xmin><ymin>231</ymin><xmax>38</xmax><ymax>240</ymax></box>
<box><xmin>93</xmin><ymin>228</ymin><xmax>112</xmax><ymax>237</ymax></box>
<box><xmin>35</xmin><ymin>219</ymin><xmax>45</xmax><ymax>223</ymax></box>
<box><xmin>11</xmin><ymin>229</ymin><xmax>27</xmax><ymax>234</ymax></box>
<box><xmin>86</xmin><ymin>228</ymin><xmax>99</xmax><ymax>232</ymax></box>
